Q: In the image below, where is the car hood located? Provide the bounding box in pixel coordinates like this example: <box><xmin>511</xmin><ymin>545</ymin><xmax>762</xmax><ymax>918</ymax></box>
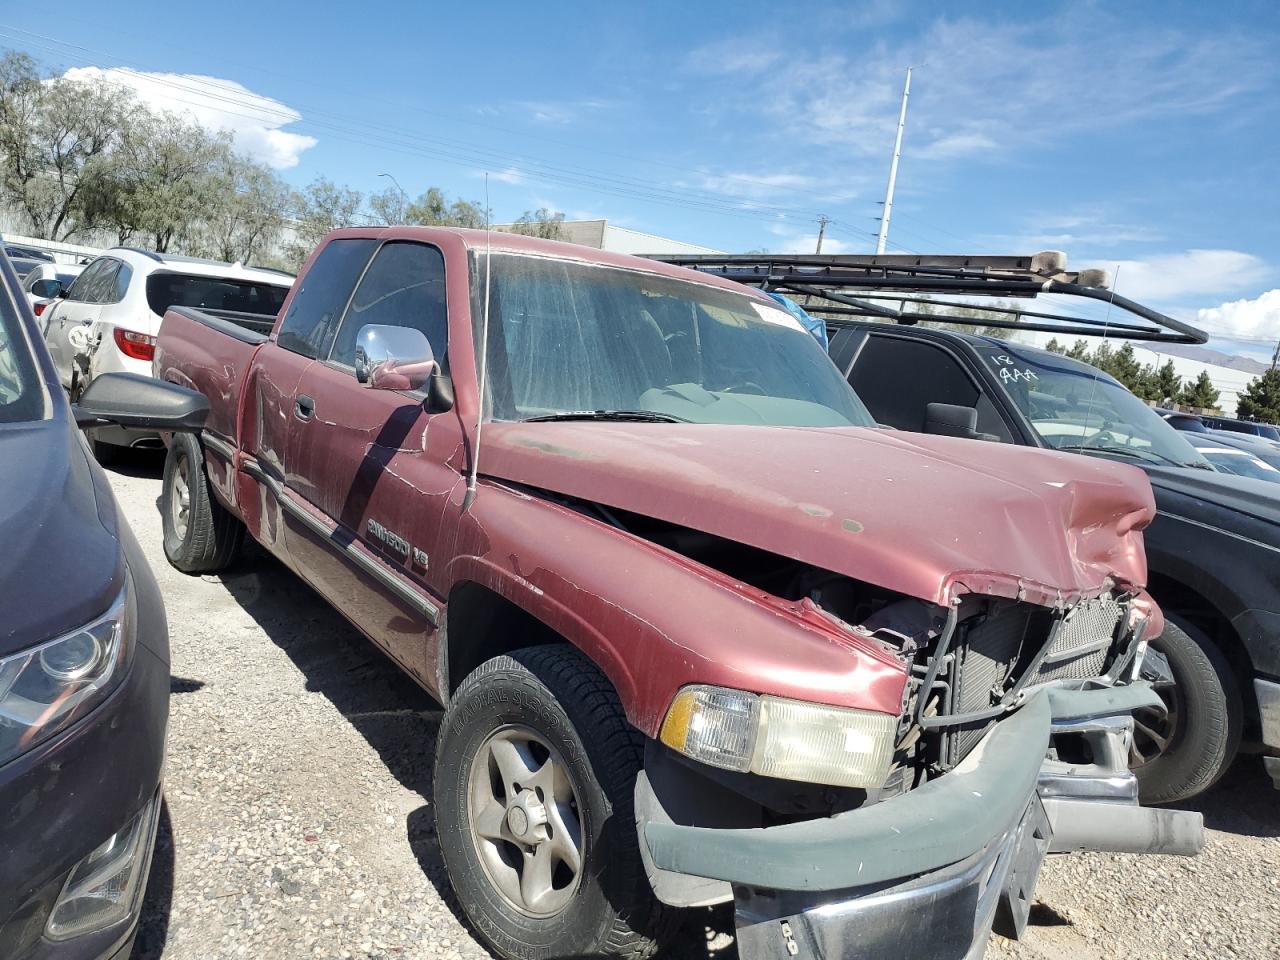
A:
<box><xmin>0</xmin><ymin>421</ymin><xmax>124</xmax><ymax>655</ymax></box>
<box><xmin>1143</xmin><ymin>464</ymin><xmax>1280</xmax><ymax>532</ymax></box>
<box><xmin>480</xmin><ymin>422</ymin><xmax>1156</xmax><ymax>608</ymax></box>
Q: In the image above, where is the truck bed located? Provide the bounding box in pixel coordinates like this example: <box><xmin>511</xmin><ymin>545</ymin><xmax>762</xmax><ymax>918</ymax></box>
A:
<box><xmin>153</xmin><ymin>305</ymin><xmax>269</xmax><ymax>449</ymax></box>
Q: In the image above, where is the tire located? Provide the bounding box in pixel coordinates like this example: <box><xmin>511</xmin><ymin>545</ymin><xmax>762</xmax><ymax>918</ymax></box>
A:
<box><xmin>434</xmin><ymin>644</ymin><xmax>675</xmax><ymax>960</ymax></box>
<box><xmin>161</xmin><ymin>432</ymin><xmax>243</xmax><ymax>574</ymax></box>
<box><xmin>1131</xmin><ymin>616</ymin><xmax>1242</xmax><ymax>804</ymax></box>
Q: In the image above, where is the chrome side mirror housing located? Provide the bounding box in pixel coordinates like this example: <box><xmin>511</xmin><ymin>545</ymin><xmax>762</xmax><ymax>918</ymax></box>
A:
<box><xmin>354</xmin><ymin>325</ymin><xmax>436</xmax><ymax>392</ymax></box>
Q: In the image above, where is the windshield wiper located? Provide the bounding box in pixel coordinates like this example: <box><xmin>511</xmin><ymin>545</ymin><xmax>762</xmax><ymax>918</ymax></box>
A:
<box><xmin>522</xmin><ymin>410</ymin><xmax>690</xmax><ymax>423</ymax></box>
<box><xmin>1056</xmin><ymin>444</ymin><xmax>1173</xmax><ymax>467</ymax></box>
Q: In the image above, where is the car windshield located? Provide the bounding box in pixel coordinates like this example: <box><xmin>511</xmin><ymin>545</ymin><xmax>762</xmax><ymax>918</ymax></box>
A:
<box><xmin>972</xmin><ymin>342</ymin><xmax>1211</xmax><ymax>469</ymax></box>
<box><xmin>0</xmin><ymin>282</ymin><xmax>42</xmax><ymax>422</ymax></box>
<box><xmin>475</xmin><ymin>253</ymin><xmax>874</xmax><ymax>428</ymax></box>
<box><xmin>1199</xmin><ymin>448</ymin><xmax>1280</xmax><ymax>482</ymax></box>
<box><xmin>145</xmin><ymin>272</ymin><xmax>290</xmax><ymax>318</ymax></box>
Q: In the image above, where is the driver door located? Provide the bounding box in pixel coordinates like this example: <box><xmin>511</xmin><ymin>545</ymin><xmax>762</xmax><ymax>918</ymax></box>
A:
<box><xmin>43</xmin><ymin>258</ymin><xmax>119</xmax><ymax>391</ymax></box>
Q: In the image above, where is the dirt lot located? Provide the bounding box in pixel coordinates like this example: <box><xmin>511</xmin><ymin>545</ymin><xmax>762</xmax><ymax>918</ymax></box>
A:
<box><xmin>107</xmin><ymin>457</ymin><xmax>1280</xmax><ymax>960</ymax></box>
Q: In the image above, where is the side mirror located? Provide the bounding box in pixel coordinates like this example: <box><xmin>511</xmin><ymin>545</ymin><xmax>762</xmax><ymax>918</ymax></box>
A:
<box><xmin>924</xmin><ymin>402</ymin><xmax>980</xmax><ymax>440</ymax></box>
<box><xmin>30</xmin><ymin>278</ymin><xmax>62</xmax><ymax>299</ymax></box>
<box><xmin>73</xmin><ymin>373</ymin><xmax>209</xmax><ymax>432</ymax></box>
<box><xmin>354</xmin><ymin>325</ymin><xmax>453</xmax><ymax>412</ymax></box>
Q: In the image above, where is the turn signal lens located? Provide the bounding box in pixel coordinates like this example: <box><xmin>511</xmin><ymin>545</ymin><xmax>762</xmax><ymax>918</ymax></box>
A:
<box><xmin>113</xmin><ymin>327</ymin><xmax>156</xmax><ymax>361</ymax></box>
<box><xmin>660</xmin><ymin>684</ymin><xmax>897</xmax><ymax>789</ymax></box>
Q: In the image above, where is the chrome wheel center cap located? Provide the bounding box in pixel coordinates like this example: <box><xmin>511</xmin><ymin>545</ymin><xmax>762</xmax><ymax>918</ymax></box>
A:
<box><xmin>506</xmin><ymin>791</ymin><xmax>548</xmax><ymax>842</ymax></box>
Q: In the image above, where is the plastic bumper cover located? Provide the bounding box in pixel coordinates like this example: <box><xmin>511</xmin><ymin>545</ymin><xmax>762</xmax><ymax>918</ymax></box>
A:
<box><xmin>1255</xmin><ymin>678</ymin><xmax>1280</xmax><ymax>788</ymax></box>
<box><xmin>640</xmin><ymin>683</ymin><xmax>1203</xmax><ymax>960</ymax></box>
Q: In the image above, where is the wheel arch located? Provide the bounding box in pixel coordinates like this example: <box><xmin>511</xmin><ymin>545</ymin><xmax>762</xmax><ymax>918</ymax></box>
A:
<box><xmin>1146</xmin><ymin>570</ymin><xmax>1261</xmax><ymax>737</ymax></box>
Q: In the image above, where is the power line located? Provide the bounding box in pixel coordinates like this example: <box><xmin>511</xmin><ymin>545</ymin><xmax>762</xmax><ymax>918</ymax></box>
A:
<box><xmin>0</xmin><ymin>25</ymin><xmax>838</xmax><ymax>230</ymax></box>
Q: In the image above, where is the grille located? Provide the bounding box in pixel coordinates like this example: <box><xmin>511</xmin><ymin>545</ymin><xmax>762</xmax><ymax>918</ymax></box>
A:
<box><xmin>1033</xmin><ymin>598</ymin><xmax>1125</xmax><ymax>684</ymax></box>
<box><xmin>944</xmin><ymin>597</ymin><xmax>1125</xmax><ymax>762</ymax></box>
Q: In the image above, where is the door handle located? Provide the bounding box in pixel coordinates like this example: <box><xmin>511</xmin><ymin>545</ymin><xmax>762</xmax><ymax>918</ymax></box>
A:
<box><xmin>295</xmin><ymin>394</ymin><xmax>315</xmax><ymax>421</ymax></box>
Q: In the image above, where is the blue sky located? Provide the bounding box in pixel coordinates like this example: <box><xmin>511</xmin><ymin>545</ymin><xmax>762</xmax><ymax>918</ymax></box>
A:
<box><xmin>3</xmin><ymin>1</ymin><xmax>1279</xmax><ymax>357</ymax></box>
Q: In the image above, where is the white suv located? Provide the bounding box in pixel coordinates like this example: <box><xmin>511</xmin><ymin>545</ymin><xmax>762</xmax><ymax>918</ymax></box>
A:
<box><xmin>43</xmin><ymin>247</ymin><xmax>291</xmax><ymax>458</ymax></box>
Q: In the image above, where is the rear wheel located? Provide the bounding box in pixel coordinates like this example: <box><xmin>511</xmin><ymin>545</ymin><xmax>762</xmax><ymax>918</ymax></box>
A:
<box><xmin>434</xmin><ymin>645</ymin><xmax>674</xmax><ymax>960</ymax></box>
<box><xmin>161</xmin><ymin>432</ymin><xmax>243</xmax><ymax>574</ymax></box>
<box><xmin>1130</xmin><ymin>616</ymin><xmax>1241</xmax><ymax>804</ymax></box>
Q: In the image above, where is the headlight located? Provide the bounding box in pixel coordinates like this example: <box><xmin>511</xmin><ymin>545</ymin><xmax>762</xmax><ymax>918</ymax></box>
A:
<box><xmin>0</xmin><ymin>582</ymin><xmax>131</xmax><ymax>766</ymax></box>
<box><xmin>659</xmin><ymin>684</ymin><xmax>897</xmax><ymax>789</ymax></box>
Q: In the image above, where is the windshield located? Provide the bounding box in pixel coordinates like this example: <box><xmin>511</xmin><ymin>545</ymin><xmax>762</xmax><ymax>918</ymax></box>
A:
<box><xmin>973</xmin><ymin>342</ymin><xmax>1210</xmax><ymax>469</ymax></box>
<box><xmin>475</xmin><ymin>254</ymin><xmax>874</xmax><ymax>427</ymax></box>
<box><xmin>0</xmin><ymin>282</ymin><xmax>43</xmax><ymax>422</ymax></box>
<box><xmin>1199</xmin><ymin>449</ymin><xmax>1280</xmax><ymax>482</ymax></box>
<box><xmin>145</xmin><ymin>272</ymin><xmax>290</xmax><ymax>319</ymax></box>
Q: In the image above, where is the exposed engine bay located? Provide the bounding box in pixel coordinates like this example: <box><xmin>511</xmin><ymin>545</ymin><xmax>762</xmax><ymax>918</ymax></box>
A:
<box><xmin>583</xmin><ymin>498</ymin><xmax>1141</xmax><ymax>822</ymax></box>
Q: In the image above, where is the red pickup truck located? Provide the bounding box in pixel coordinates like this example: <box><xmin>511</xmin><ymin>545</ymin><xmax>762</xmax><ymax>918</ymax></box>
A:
<box><xmin>153</xmin><ymin>227</ymin><xmax>1201</xmax><ymax>960</ymax></box>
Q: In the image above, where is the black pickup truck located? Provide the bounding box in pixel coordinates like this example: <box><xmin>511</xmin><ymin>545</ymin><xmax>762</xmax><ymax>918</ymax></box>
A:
<box><xmin>829</xmin><ymin>324</ymin><xmax>1280</xmax><ymax>802</ymax></box>
<box><xmin>652</xmin><ymin>251</ymin><xmax>1280</xmax><ymax>804</ymax></box>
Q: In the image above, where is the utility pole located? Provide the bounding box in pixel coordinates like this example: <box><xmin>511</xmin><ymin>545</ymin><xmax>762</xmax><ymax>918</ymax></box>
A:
<box><xmin>1271</xmin><ymin>337</ymin><xmax>1279</xmax><ymax>371</ymax></box>
<box><xmin>875</xmin><ymin>66</ymin><xmax>912</xmax><ymax>256</ymax></box>
<box><xmin>814</xmin><ymin>215</ymin><xmax>831</xmax><ymax>254</ymax></box>
<box><xmin>378</xmin><ymin>172</ymin><xmax>411</xmax><ymax>222</ymax></box>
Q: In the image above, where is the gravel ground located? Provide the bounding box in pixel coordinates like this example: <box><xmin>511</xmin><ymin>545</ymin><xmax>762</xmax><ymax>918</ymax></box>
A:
<box><xmin>105</xmin><ymin>456</ymin><xmax>1280</xmax><ymax>960</ymax></box>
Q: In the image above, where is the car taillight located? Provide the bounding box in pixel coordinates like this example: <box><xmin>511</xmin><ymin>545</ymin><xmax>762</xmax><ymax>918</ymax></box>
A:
<box><xmin>113</xmin><ymin>327</ymin><xmax>156</xmax><ymax>361</ymax></box>
<box><xmin>33</xmin><ymin>302</ymin><xmax>47</xmax><ymax>317</ymax></box>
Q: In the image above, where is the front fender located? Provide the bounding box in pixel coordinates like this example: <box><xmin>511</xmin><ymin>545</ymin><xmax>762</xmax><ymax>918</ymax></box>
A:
<box><xmin>440</xmin><ymin>482</ymin><xmax>910</xmax><ymax>736</ymax></box>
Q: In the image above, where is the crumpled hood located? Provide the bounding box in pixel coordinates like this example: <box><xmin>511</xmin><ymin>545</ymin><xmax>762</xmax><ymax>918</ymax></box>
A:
<box><xmin>481</xmin><ymin>422</ymin><xmax>1156</xmax><ymax>608</ymax></box>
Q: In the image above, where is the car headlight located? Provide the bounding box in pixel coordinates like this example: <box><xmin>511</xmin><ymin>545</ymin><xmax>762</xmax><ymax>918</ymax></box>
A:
<box><xmin>659</xmin><ymin>684</ymin><xmax>898</xmax><ymax>789</ymax></box>
<box><xmin>0</xmin><ymin>582</ymin><xmax>132</xmax><ymax>766</ymax></box>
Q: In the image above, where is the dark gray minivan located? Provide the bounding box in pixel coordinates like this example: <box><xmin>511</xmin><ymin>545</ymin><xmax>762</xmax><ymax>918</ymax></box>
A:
<box><xmin>0</xmin><ymin>245</ymin><xmax>207</xmax><ymax>959</ymax></box>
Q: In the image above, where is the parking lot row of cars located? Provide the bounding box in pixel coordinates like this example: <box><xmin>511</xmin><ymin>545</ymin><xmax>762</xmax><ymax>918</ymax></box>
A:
<box><xmin>1</xmin><ymin>232</ymin><xmax>1277</xmax><ymax>960</ymax></box>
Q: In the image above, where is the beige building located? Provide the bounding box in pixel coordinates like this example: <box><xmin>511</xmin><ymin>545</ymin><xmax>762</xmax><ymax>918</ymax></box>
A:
<box><xmin>492</xmin><ymin>219</ymin><xmax>720</xmax><ymax>256</ymax></box>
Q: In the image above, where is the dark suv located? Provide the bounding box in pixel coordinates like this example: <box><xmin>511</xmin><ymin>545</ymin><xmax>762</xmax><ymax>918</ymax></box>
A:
<box><xmin>0</xmin><ymin>245</ymin><xmax>208</xmax><ymax>958</ymax></box>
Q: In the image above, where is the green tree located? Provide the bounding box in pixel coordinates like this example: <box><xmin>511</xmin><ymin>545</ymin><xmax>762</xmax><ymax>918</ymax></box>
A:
<box><xmin>507</xmin><ymin>207</ymin><xmax>566</xmax><ymax>240</ymax></box>
<box><xmin>1064</xmin><ymin>339</ymin><xmax>1093</xmax><ymax>361</ymax></box>
<box><xmin>1236</xmin><ymin>368</ymin><xmax>1280</xmax><ymax>424</ymax></box>
<box><xmin>1178</xmin><ymin>370</ymin><xmax>1220</xmax><ymax>410</ymax></box>
<box><xmin>1044</xmin><ymin>337</ymin><xmax>1065</xmax><ymax>354</ymax></box>
<box><xmin>369</xmin><ymin>185</ymin><xmax>487</xmax><ymax>228</ymax></box>
<box><xmin>0</xmin><ymin>51</ymin><xmax>129</xmax><ymax>239</ymax></box>
<box><xmin>88</xmin><ymin>109</ymin><xmax>231</xmax><ymax>252</ymax></box>
<box><xmin>1152</xmin><ymin>359</ymin><xmax>1182</xmax><ymax>405</ymax></box>
<box><xmin>287</xmin><ymin>176</ymin><xmax>364</xmax><ymax>266</ymax></box>
<box><xmin>200</xmin><ymin>152</ymin><xmax>290</xmax><ymax>264</ymax></box>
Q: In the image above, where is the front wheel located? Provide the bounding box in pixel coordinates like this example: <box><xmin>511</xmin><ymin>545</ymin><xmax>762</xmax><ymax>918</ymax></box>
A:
<box><xmin>1130</xmin><ymin>617</ymin><xmax>1242</xmax><ymax>804</ymax></box>
<box><xmin>434</xmin><ymin>645</ymin><xmax>674</xmax><ymax>960</ymax></box>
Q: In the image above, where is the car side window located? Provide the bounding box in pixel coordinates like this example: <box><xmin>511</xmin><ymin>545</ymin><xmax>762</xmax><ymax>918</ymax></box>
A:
<box><xmin>276</xmin><ymin>238</ymin><xmax>379</xmax><ymax>359</ymax></box>
<box><xmin>111</xmin><ymin>262</ymin><xmax>133</xmax><ymax>303</ymax></box>
<box><xmin>65</xmin><ymin>259</ymin><xmax>113</xmax><ymax>302</ymax></box>
<box><xmin>328</xmin><ymin>241</ymin><xmax>449</xmax><ymax>373</ymax></box>
<box><xmin>849</xmin><ymin>335</ymin><xmax>1014</xmax><ymax>441</ymax></box>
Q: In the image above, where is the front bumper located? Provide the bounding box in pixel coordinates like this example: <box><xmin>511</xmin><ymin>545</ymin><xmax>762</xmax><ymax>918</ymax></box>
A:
<box><xmin>0</xmin><ymin>635</ymin><xmax>169</xmax><ymax>958</ymax></box>
<box><xmin>639</xmin><ymin>683</ymin><xmax>1203</xmax><ymax>960</ymax></box>
<box><xmin>1255</xmin><ymin>678</ymin><xmax>1280</xmax><ymax>788</ymax></box>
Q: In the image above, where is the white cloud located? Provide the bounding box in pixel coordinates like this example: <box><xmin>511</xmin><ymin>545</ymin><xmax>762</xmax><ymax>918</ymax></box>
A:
<box><xmin>1082</xmin><ymin>249</ymin><xmax>1270</xmax><ymax>303</ymax></box>
<box><xmin>488</xmin><ymin>167</ymin><xmax>525</xmax><ymax>185</ymax></box>
<box><xmin>63</xmin><ymin>67</ymin><xmax>316</xmax><ymax>169</ymax></box>
<box><xmin>1197</xmin><ymin>289</ymin><xmax>1280</xmax><ymax>343</ymax></box>
<box><xmin>685</xmin><ymin>19</ymin><xmax>1269</xmax><ymax>162</ymax></box>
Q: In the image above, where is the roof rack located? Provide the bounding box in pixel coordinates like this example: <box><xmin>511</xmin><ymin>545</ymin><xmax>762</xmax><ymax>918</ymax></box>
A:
<box><xmin>648</xmin><ymin>251</ymin><xmax>1208</xmax><ymax>345</ymax></box>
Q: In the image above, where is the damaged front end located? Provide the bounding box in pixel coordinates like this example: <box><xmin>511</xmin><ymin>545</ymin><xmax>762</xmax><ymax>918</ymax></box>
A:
<box><xmin>634</xmin><ymin>582</ymin><xmax>1202</xmax><ymax>960</ymax></box>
